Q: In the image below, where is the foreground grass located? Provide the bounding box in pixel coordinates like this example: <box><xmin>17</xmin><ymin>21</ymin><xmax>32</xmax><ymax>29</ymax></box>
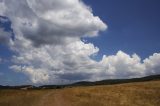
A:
<box><xmin>0</xmin><ymin>81</ymin><xmax>160</xmax><ymax>106</ymax></box>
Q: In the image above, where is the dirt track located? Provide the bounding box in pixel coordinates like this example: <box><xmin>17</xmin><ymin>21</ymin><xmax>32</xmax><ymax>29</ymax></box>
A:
<box><xmin>38</xmin><ymin>90</ymin><xmax>69</xmax><ymax>106</ymax></box>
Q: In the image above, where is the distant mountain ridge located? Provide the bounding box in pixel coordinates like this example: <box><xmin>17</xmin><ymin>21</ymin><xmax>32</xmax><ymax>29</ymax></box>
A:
<box><xmin>0</xmin><ymin>74</ymin><xmax>160</xmax><ymax>89</ymax></box>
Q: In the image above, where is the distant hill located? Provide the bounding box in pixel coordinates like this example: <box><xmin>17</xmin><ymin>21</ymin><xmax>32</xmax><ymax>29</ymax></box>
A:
<box><xmin>0</xmin><ymin>74</ymin><xmax>160</xmax><ymax>89</ymax></box>
<box><xmin>71</xmin><ymin>74</ymin><xmax>160</xmax><ymax>86</ymax></box>
<box><xmin>0</xmin><ymin>85</ymin><xmax>36</xmax><ymax>90</ymax></box>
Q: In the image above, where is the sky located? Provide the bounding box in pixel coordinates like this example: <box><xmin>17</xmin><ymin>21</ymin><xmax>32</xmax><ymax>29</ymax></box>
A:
<box><xmin>0</xmin><ymin>0</ymin><xmax>160</xmax><ymax>85</ymax></box>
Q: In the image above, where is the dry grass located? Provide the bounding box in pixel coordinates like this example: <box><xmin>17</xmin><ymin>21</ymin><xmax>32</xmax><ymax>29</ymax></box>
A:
<box><xmin>0</xmin><ymin>81</ymin><xmax>160</xmax><ymax>106</ymax></box>
<box><xmin>0</xmin><ymin>89</ymin><xmax>52</xmax><ymax>106</ymax></box>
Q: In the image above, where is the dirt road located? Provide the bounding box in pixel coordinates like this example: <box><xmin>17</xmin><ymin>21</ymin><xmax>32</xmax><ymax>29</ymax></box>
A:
<box><xmin>38</xmin><ymin>90</ymin><xmax>69</xmax><ymax>106</ymax></box>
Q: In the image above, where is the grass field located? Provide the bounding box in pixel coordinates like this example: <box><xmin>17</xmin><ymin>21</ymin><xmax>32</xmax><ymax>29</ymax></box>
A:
<box><xmin>0</xmin><ymin>80</ymin><xmax>160</xmax><ymax>106</ymax></box>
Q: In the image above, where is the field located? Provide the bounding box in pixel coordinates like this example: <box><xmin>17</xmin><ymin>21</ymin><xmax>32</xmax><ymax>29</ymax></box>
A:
<box><xmin>0</xmin><ymin>81</ymin><xmax>160</xmax><ymax>106</ymax></box>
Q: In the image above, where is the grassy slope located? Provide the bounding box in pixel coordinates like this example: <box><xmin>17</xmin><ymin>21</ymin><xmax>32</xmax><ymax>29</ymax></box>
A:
<box><xmin>0</xmin><ymin>81</ymin><xmax>160</xmax><ymax>106</ymax></box>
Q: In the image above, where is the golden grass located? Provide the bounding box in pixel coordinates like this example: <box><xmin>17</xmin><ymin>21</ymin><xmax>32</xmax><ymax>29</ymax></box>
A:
<box><xmin>0</xmin><ymin>81</ymin><xmax>160</xmax><ymax>106</ymax></box>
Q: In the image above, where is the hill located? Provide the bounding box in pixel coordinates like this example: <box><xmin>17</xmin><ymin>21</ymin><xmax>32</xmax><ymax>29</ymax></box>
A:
<box><xmin>71</xmin><ymin>74</ymin><xmax>160</xmax><ymax>86</ymax></box>
<box><xmin>0</xmin><ymin>74</ymin><xmax>160</xmax><ymax>89</ymax></box>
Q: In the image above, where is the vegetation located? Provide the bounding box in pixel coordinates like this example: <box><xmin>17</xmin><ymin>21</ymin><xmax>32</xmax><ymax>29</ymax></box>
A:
<box><xmin>0</xmin><ymin>80</ymin><xmax>160</xmax><ymax>106</ymax></box>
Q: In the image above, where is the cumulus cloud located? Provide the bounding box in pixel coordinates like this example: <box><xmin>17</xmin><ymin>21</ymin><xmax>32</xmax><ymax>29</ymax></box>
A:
<box><xmin>0</xmin><ymin>0</ymin><xmax>160</xmax><ymax>84</ymax></box>
<box><xmin>0</xmin><ymin>0</ymin><xmax>106</xmax><ymax>46</ymax></box>
<box><xmin>10</xmin><ymin>38</ymin><xmax>100</xmax><ymax>84</ymax></box>
<box><xmin>0</xmin><ymin>1</ymin><xmax>6</xmax><ymax>15</ymax></box>
<box><xmin>10</xmin><ymin>44</ymin><xmax>160</xmax><ymax>84</ymax></box>
<box><xmin>143</xmin><ymin>53</ymin><xmax>160</xmax><ymax>75</ymax></box>
<box><xmin>99</xmin><ymin>51</ymin><xmax>145</xmax><ymax>79</ymax></box>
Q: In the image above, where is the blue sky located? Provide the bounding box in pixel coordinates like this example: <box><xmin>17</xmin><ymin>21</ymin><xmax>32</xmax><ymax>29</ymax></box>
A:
<box><xmin>84</xmin><ymin>0</ymin><xmax>160</xmax><ymax>59</ymax></box>
<box><xmin>0</xmin><ymin>0</ymin><xmax>160</xmax><ymax>85</ymax></box>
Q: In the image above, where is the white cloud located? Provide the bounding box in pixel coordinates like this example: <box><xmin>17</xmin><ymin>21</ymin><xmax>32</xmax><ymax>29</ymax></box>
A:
<box><xmin>10</xmin><ymin>38</ymin><xmax>100</xmax><ymax>84</ymax></box>
<box><xmin>10</xmin><ymin>65</ymin><xmax>50</xmax><ymax>83</ymax></box>
<box><xmin>0</xmin><ymin>1</ymin><xmax>6</xmax><ymax>15</ymax></box>
<box><xmin>10</xmin><ymin>41</ymin><xmax>160</xmax><ymax>84</ymax></box>
<box><xmin>0</xmin><ymin>0</ymin><xmax>107</xmax><ymax>46</ymax></box>
<box><xmin>99</xmin><ymin>51</ymin><xmax>145</xmax><ymax>79</ymax></box>
<box><xmin>144</xmin><ymin>53</ymin><xmax>160</xmax><ymax>75</ymax></box>
<box><xmin>0</xmin><ymin>0</ymin><xmax>160</xmax><ymax>84</ymax></box>
<box><xmin>9</xmin><ymin>65</ymin><xmax>21</xmax><ymax>72</ymax></box>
